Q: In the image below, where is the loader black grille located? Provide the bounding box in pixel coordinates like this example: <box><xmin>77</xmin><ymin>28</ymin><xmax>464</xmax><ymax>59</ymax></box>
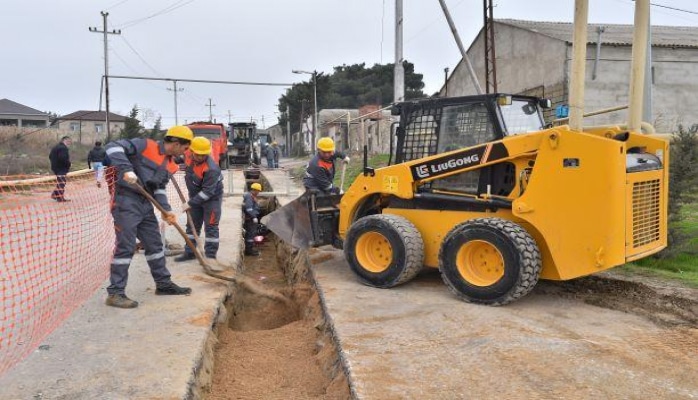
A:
<box><xmin>403</xmin><ymin>113</ymin><xmax>440</xmax><ymax>162</ymax></box>
<box><xmin>632</xmin><ymin>179</ymin><xmax>661</xmax><ymax>248</ymax></box>
<box><xmin>399</xmin><ymin>101</ymin><xmax>496</xmax><ymax>163</ymax></box>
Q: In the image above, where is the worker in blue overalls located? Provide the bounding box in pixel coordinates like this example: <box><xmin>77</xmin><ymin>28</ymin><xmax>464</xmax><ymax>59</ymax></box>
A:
<box><xmin>104</xmin><ymin>126</ymin><xmax>194</xmax><ymax>309</ymax></box>
<box><xmin>175</xmin><ymin>136</ymin><xmax>224</xmax><ymax>261</ymax></box>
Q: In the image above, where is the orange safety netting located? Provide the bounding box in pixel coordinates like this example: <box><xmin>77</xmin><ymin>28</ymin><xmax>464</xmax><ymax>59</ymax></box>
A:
<box><xmin>0</xmin><ymin>168</ymin><xmax>188</xmax><ymax>377</ymax></box>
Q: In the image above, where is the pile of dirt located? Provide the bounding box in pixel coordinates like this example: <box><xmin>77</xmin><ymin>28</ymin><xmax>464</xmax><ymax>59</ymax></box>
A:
<box><xmin>536</xmin><ymin>275</ymin><xmax>698</xmax><ymax>327</ymax></box>
<box><xmin>207</xmin><ymin>238</ymin><xmax>350</xmax><ymax>399</ymax></box>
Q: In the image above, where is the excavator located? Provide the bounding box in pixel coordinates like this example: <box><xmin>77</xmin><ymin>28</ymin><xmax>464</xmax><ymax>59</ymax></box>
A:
<box><xmin>263</xmin><ymin>0</ymin><xmax>668</xmax><ymax>305</ymax></box>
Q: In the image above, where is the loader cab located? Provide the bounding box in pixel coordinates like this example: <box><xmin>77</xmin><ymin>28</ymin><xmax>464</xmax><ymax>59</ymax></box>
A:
<box><xmin>391</xmin><ymin>94</ymin><xmax>548</xmax><ymax>197</ymax></box>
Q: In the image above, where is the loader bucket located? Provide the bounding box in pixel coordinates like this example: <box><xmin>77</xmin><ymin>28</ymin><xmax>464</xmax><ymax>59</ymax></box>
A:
<box><xmin>261</xmin><ymin>194</ymin><xmax>315</xmax><ymax>249</ymax></box>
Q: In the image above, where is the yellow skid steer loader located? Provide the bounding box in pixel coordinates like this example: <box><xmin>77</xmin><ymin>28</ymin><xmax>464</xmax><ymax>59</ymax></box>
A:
<box><xmin>264</xmin><ymin>0</ymin><xmax>668</xmax><ymax>305</ymax></box>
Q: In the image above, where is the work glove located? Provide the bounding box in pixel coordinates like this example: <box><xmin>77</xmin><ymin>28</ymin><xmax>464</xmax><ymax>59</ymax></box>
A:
<box><xmin>182</xmin><ymin>203</ymin><xmax>191</xmax><ymax>213</ymax></box>
<box><xmin>343</xmin><ymin>156</ymin><xmax>351</xmax><ymax>164</ymax></box>
<box><xmin>252</xmin><ymin>218</ymin><xmax>259</xmax><ymax>224</ymax></box>
<box><xmin>123</xmin><ymin>171</ymin><xmax>138</xmax><ymax>185</ymax></box>
<box><xmin>162</xmin><ymin>211</ymin><xmax>177</xmax><ymax>225</ymax></box>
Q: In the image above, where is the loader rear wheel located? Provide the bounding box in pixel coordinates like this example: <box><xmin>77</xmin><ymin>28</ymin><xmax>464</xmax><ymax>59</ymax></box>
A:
<box><xmin>439</xmin><ymin>218</ymin><xmax>541</xmax><ymax>306</ymax></box>
<box><xmin>345</xmin><ymin>214</ymin><xmax>424</xmax><ymax>288</ymax></box>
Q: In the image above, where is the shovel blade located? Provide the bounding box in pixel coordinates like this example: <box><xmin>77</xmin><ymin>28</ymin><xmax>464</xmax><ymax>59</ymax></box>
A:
<box><xmin>261</xmin><ymin>194</ymin><xmax>314</xmax><ymax>249</ymax></box>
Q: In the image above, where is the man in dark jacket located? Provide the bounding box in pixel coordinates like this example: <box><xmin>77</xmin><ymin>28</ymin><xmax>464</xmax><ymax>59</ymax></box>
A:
<box><xmin>103</xmin><ymin>125</ymin><xmax>194</xmax><ymax>309</ymax></box>
<box><xmin>303</xmin><ymin>137</ymin><xmax>349</xmax><ymax>195</ymax></box>
<box><xmin>87</xmin><ymin>141</ymin><xmax>107</xmax><ymax>187</ymax></box>
<box><xmin>175</xmin><ymin>137</ymin><xmax>224</xmax><ymax>261</ymax></box>
<box><xmin>242</xmin><ymin>182</ymin><xmax>262</xmax><ymax>256</ymax></box>
<box><xmin>49</xmin><ymin>136</ymin><xmax>72</xmax><ymax>202</ymax></box>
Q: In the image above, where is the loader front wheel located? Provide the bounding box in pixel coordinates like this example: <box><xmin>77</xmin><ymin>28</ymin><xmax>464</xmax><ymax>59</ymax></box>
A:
<box><xmin>439</xmin><ymin>218</ymin><xmax>541</xmax><ymax>306</ymax></box>
<box><xmin>345</xmin><ymin>214</ymin><xmax>424</xmax><ymax>288</ymax></box>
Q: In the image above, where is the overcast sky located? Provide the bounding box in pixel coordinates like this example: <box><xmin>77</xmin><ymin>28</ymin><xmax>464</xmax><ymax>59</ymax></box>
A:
<box><xmin>3</xmin><ymin>0</ymin><xmax>697</xmax><ymax>129</ymax></box>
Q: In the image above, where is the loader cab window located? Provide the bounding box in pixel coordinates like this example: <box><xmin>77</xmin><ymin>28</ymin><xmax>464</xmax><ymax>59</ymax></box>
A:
<box><xmin>438</xmin><ymin>102</ymin><xmax>496</xmax><ymax>152</ymax></box>
<box><xmin>499</xmin><ymin>99</ymin><xmax>545</xmax><ymax>135</ymax></box>
<box><xmin>429</xmin><ymin>102</ymin><xmax>496</xmax><ymax>195</ymax></box>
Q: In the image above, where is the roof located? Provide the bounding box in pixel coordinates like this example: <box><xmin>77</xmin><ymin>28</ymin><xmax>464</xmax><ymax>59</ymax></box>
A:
<box><xmin>497</xmin><ymin>19</ymin><xmax>698</xmax><ymax>48</ymax></box>
<box><xmin>0</xmin><ymin>98</ymin><xmax>47</xmax><ymax>116</ymax></box>
<box><xmin>58</xmin><ymin>110</ymin><xmax>128</xmax><ymax>122</ymax></box>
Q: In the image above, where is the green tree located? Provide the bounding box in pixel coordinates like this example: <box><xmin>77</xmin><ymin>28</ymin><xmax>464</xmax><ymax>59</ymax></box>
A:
<box><xmin>663</xmin><ymin>124</ymin><xmax>698</xmax><ymax>255</ymax></box>
<box><xmin>277</xmin><ymin>61</ymin><xmax>426</xmax><ymax>135</ymax></box>
<box><xmin>120</xmin><ymin>105</ymin><xmax>142</xmax><ymax>139</ymax></box>
<box><xmin>148</xmin><ymin>115</ymin><xmax>162</xmax><ymax>139</ymax></box>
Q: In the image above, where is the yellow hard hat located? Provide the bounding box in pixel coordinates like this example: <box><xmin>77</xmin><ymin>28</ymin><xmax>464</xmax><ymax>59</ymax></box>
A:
<box><xmin>317</xmin><ymin>137</ymin><xmax>335</xmax><ymax>152</ymax></box>
<box><xmin>190</xmin><ymin>137</ymin><xmax>211</xmax><ymax>155</ymax></box>
<box><xmin>165</xmin><ymin>126</ymin><xmax>194</xmax><ymax>141</ymax></box>
<box><xmin>272</xmin><ymin>141</ymin><xmax>277</xmax><ymax>145</ymax></box>
<box><xmin>250</xmin><ymin>183</ymin><xmax>262</xmax><ymax>191</ymax></box>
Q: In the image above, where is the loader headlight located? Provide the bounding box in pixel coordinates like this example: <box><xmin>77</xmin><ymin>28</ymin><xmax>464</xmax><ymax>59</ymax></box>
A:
<box><xmin>497</xmin><ymin>95</ymin><xmax>512</xmax><ymax>106</ymax></box>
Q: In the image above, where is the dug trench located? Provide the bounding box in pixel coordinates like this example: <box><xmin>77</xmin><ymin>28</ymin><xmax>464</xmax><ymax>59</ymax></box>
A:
<box><xmin>199</xmin><ymin>190</ymin><xmax>351</xmax><ymax>399</ymax></box>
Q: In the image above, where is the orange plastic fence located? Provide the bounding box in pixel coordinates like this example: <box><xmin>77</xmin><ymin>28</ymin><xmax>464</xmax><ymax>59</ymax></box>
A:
<box><xmin>0</xmin><ymin>168</ymin><xmax>188</xmax><ymax>377</ymax></box>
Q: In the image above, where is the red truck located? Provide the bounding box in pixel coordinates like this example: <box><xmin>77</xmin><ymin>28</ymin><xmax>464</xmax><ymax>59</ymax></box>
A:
<box><xmin>186</xmin><ymin>122</ymin><xmax>229</xmax><ymax>169</ymax></box>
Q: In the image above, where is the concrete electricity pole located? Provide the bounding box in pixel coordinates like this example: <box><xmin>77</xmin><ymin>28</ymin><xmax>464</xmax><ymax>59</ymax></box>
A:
<box><xmin>206</xmin><ymin>98</ymin><xmax>216</xmax><ymax>122</ymax></box>
<box><xmin>89</xmin><ymin>11</ymin><xmax>121</xmax><ymax>142</ymax></box>
<box><xmin>166</xmin><ymin>81</ymin><xmax>183</xmax><ymax>125</ymax></box>
<box><xmin>394</xmin><ymin>0</ymin><xmax>405</xmax><ymax>103</ymax></box>
<box><xmin>286</xmin><ymin>110</ymin><xmax>291</xmax><ymax>156</ymax></box>
<box><xmin>227</xmin><ymin>110</ymin><xmax>233</xmax><ymax>124</ymax></box>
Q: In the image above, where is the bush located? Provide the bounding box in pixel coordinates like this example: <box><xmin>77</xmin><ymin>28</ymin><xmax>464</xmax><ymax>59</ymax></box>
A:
<box><xmin>662</xmin><ymin>124</ymin><xmax>698</xmax><ymax>256</ymax></box>
<box><xmin>0</xmin><ymin>127</ymin><xmax>91</xmax><ymax>175</ymax></box>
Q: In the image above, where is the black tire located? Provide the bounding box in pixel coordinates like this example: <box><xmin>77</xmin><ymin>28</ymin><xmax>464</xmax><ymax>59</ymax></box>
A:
<box><xmin>344</xmin><ymin>214</ymin><xmax>424</xmax><ymax>288</ymax></box>
<box><xmin>219</xmin><ymin>154</ymin><xmax>229</xmax><ymax>170</ymax></box>
<box><xmin>438</xmin><ymin>218</ymin><xmax>541</xmax><ymax>306</ymax></box>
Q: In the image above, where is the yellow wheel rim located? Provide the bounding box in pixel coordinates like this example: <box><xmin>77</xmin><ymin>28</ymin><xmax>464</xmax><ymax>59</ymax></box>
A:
<box><xmin>355</xmin><ymin>231</ymin><xmax>393</xmax><ymax>273</ymax></box>
<box><xmin>455</xmin><ymin>240</ymin><xmax>504</xmax><ymax>287</ymax></box>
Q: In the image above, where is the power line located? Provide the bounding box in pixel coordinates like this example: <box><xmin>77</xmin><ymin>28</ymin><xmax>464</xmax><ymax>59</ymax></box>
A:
<box><xmin>119</xmin><ymin>35</ymin><xmax>163</xmax><ymax>76</ymax></box>
<box><xmin>649</xmin><ymin>1</ymin><xmax>698</xmax><ymax>15</ymax></box>
<box><xmin>105</xmin><ymin>0</ymin><xmax>131</xmax><ymax>10</ymax></box>
<box><xmin>116</xmin><ymin>0</ymin><xmax>196</xmax><ymax>29</ymax></box>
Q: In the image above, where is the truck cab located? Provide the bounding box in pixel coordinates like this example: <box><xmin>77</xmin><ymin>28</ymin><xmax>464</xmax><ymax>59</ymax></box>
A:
<box><xmin>186</xmin><ymin>122</ymin><xmax>229</xmax><ymax>169</ymax></box>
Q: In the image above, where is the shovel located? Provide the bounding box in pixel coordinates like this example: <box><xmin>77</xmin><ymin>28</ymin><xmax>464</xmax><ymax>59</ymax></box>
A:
<box><xmin>132</xmin><ymin>182</ymin><xmax>290</xmax><ymax>304</ymax></box>
<box><xmin>339</xmin><ymin>160</ymin><xmax>347</xmax><ymax>194</ymax></box>
<box><xmin>169</xmin><ymin>176</ymin><xmax>210</xmax><ymax>260</ymax></box>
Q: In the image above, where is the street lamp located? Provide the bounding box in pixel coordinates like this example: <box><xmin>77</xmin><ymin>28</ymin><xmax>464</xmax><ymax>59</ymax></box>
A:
<box><xmin>292</xmin><ymin>69</ymin><xmax>318</xmax><ymax>149</ymax></box>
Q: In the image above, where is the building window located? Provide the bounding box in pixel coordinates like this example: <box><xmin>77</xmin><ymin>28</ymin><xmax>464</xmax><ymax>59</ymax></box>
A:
<box><xmin>70</xmin><ymin>122</ymin><xmax>80</xmax><ymax>132</ymax></box>
<box><xmin>95</xmin><ymin>123</ymin><xmax>104</xmax><ymax>133</ymax></box>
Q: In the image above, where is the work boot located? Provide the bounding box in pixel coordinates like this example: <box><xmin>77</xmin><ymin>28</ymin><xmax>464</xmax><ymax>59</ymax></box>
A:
<box><xmin>174</xmin><ymin>253</ymin><xmax>196</xmax><ymax>262</ymax></box>
<box><xmin>105</xmin><ymin>294</ymin><xmax>139</xmax><ymax>309</ymax></box>
<box><xmin>156</xmin><ymin>282</ymin><xmax>192</xmax><ymax>296</ymax></box>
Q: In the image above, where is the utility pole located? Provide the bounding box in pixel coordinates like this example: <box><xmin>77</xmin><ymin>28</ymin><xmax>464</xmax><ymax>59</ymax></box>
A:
<box><xmin>206</xmin><ymin>98</ymin><xmax>216</xmax><ymax>122</ymax></box>
<box><xmin>299</xmin><ymin>100</ymin><xmax>307</xmax><ymax>155</ymax></box>
<box><xmin>166</xmin><ymin>81</ymin><xmax>183</xmax><ymax>125</ymax></box>
<box><xmin>312</xmin><ymin>70</ymin><xmax>318</xmax><ymax>147</ymax></box>
<box><xmin>438</xmin><ymin>0</ymin><xmax>483</xmax><ymax>94</ymax></box>
<box><xmin>483</xmin><ymin>0</ymin><xmax>497</xmax><ymax>93</ymax></box>
<box><xmin>286</xmin><ymin>109</ymin><xmax>291</xmax><ymax>157</ymax></box>
<box><xmin>227</xmin><ymin>110</ymin><xmax>233</xmax><ymax>124</ymax></box>
<box><xmin>89</xmin><ymin>11</ymin><xmax>121</xmax><ymax>142</ymax></box>
<box><xmin>394</xmin><ymin>0</ymin><xmax>405</xmax><ymax>103</ymax></box>
<box><xmin>261</xmin><ymin>115</ymin><xmax>265</xmax><ymax>129</ymax></box>
<box><xmin>643</xmin><ymin>10</ymin><xmax>653</xmax><ymax>123</ymax></box>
